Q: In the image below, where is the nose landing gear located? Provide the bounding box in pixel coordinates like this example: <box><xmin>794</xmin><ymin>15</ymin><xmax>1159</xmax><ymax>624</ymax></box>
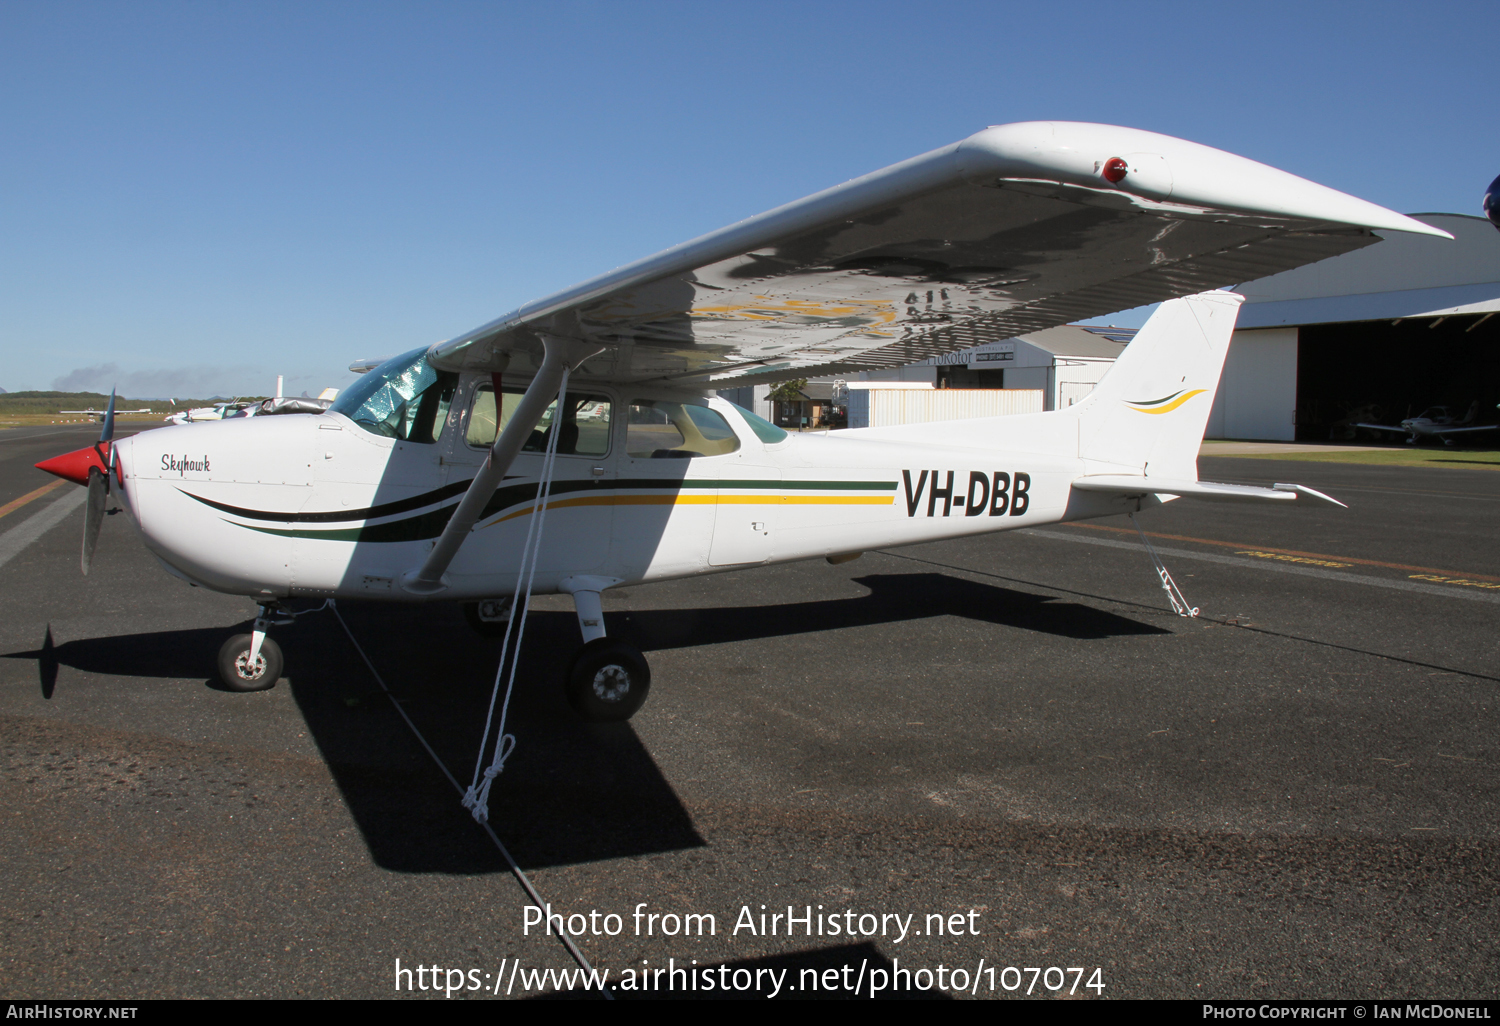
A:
<box><xmin>218</xmin><ymin>632</ymin><xmax>284</xmax><ymax>691</ymax></box>
<box><xmin>217</xmin><ymin>603</ymin><xmax>296</xmax><ymax>691</ymax></box>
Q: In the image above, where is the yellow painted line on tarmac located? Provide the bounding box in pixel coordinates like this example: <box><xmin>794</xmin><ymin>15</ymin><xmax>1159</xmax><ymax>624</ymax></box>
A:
<box><xmin>1236</xmin><ymin>550</ymin><xmax>1353</xmax><ymax>569</ymax></box>
<box><xmin>1408</xmin><ymin>574</ymin><xmax>1500</xmax><ymax>591</ymax></box>
<box><xmin>1070</xmin><ymin>521</ymin><xmax>1500</xmax><ymax>584</ymax></box>
<box><xmin>0</xmin><ymin>479</ymin><xmax>67</xmax><ymax>521</ymax></box>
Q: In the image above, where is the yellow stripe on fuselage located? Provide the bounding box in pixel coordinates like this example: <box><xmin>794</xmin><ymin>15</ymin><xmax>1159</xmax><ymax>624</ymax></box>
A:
<box><xmin>485</xmin><ymin>492</ymin><xmax>894</xmax><ymax>526</ymax></box>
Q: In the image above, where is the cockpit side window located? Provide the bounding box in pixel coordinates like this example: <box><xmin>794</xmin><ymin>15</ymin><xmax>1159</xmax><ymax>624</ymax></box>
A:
<box><xmin>626</xmin><ymin>400</ymin><xmax>741</xmax><ymax>458</ymax></box>
<box><xmin>465</xmin><ymin>386</ymin><xmax>612</xmax><ymax>456</ymax></box>
<box><xmin>329</xmin><ymin>347</ymin><xmax>457</xmax><ymax>443</ymax></box>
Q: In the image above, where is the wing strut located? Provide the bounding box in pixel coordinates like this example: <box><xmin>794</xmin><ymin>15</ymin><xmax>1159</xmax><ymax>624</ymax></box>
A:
<box><xmin>401</xmin><ymin>336</ymin><xmax>603</xmax><ymax>596</ymax></box>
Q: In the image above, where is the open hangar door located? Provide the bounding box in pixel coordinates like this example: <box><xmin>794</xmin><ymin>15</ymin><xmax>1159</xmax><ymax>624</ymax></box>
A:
<box><xmin>1295</xmin><ymin>313</ymin><xmax>1500</xmax><ymax>441</ymax></box>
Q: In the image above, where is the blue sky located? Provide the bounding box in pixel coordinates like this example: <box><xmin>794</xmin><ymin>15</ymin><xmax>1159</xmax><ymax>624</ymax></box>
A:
<box><xmin>2</xmin><ymin>1</ymin><xmax>1495</xmax><ymax>397</ymax></box>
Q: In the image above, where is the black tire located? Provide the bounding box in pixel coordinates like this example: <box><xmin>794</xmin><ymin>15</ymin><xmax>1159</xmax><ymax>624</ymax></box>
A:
<box><xmin>566</xmin><ymin>639</ymin><xmax>650</xmax><ymax>722</ymax></box>
<box><xmin>463</xmin><ymin>600</ymin><xmax>512</xmax><ymax>638</ymax></box>
<box><xmin>217</xmin><ymin>634</ymin><xmax>283</xmax><ymax>692</ymax></box>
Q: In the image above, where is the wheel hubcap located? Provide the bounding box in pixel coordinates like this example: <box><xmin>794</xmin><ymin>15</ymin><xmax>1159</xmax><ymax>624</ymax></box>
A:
<box><xmin>591</xmin><ymin>664</ymin><xmax>631</xmax><ymax>702</ymax></box>
<box><xmin>234</xmin><ymin>652</ymin><xmax>266</xmax><ymax>680</ymax></box>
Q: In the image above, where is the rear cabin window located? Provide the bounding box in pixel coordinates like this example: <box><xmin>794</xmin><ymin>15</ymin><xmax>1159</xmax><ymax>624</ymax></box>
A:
<box><xmin>465</xmin><ymin>387</ymin><xmax>612</xmax><ymax>456</ymax></box>
<box><xmin>727</xmin><ymin>401</ymin><xmax>789</xmax><ymax>444</ymax></box>
<box><xmin>626</xmin><ymin>401</ymin><xmax>740</xmax><ymax>458</ymax></box>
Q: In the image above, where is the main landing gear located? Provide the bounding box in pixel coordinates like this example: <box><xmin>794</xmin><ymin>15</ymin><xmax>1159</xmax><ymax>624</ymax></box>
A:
<box><xmin>566</xmin><ymin>638</ymin><xmax>650</xmax><ymax>722</ymax></box>
<box><xmin>463</xmin><ymin>580</ymin><xmax>651</xmax><ymax>721</ymax></box>
<box><xmin>217</xmin><ymin>603</ymin><xmax>295</xmax><ymax>692</ymax></box>
<box><xmin>560</xmin><ymin>577</ymin><xmax>650</xmax><ymax>722</ymax></box>
<box><xmin>462</xmin><ymin>597</ymin><xmax>512</xmax><ymax>638</ymax></box>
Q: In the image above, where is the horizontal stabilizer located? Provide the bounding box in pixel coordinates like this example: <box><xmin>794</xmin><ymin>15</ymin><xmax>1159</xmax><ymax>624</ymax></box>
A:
<box><xmin>1071</xmin><ymin>476</ymin><xmax>1346</xmax><ymax>507</ymax></box>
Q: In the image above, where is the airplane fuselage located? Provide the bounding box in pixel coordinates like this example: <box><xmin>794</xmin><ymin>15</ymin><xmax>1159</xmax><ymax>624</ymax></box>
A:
<box><xmin>110</xmin><ymin>376</ymin><xmax>1140</xmax><ymax>603</ymax></box>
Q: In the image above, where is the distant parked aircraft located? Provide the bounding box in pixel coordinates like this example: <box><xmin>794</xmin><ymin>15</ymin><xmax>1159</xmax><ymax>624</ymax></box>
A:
<box><xmin>1356</xmin><ymin>402</ymin><xmax>1500</xmax><ymax>445</ymax></box>
<box><xmin>60</xmin><ymin>407</ymin><xmax>153</xmax><ymax>422</ymax></box>
<box><xmin>164</xmin><ymin>401</ymin><xmax>259</xmax><ymax>425</ymax></box>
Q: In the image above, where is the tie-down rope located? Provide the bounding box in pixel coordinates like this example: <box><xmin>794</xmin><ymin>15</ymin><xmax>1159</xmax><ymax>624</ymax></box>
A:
<box><xmin>1129</xmin><ymin>512</ymin><xmax>1199</xmax><ymax>618</ymax></box>
<box><xmin>327</xmin><ymin>598</ymin><xmax>611</xmax><ymax>999</ymax></box>
<box><xmin>462</xmin><ymin>366</ymin><xmax>572</xmax><ymax>825</ymax></box>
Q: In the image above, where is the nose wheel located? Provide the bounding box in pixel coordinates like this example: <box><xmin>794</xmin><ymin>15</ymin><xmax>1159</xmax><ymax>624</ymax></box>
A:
<box><xmin>217</xmin><ymin>602</ymin><xmax>297</xmax><ymax>691</ymax></box>
<box><xmin>218</xmin><ymin>633</ymin><xmax>284</xmax><ymax>691</ymax></box>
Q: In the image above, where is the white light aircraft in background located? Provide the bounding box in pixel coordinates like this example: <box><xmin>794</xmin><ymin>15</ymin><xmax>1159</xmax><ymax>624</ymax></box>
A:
<box><xmin>164</xmin><ymin>401</ymin><xmax>259</xmax><ymax>424</ymax></box>
<box><xmin>36</xmin><ymin>122</ymin><xmax>1448</xmax><ymax>721</ymax></box>
<box><xmin>1355</xmin><ymin>402</ymin><xmax>1500</xmax><ymax>445</ymax></box>
<box><xmin>60</xmin><ymin>406</ymin><xmax>155</xmax><ymax>421</ymax></box>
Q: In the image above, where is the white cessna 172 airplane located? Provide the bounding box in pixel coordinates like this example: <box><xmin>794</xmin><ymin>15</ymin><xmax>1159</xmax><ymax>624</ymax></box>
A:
<box><xmin>36</xmin><ymin>122</ymin><xmax>1447</xmax><ymax>721</ymax></box>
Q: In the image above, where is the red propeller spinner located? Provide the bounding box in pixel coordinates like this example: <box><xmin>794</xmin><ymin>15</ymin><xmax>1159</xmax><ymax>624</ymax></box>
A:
<box><xmin>35</xmin><ymin>441</ymin><xmax>111</xmax><ymax>486</ymax></box>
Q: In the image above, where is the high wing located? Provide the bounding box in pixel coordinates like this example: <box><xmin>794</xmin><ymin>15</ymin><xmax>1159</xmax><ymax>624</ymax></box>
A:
<box><xmin>428</xmin><ymin>121</ymin><xmax>1447</xmax><ymax>386</ymax></box>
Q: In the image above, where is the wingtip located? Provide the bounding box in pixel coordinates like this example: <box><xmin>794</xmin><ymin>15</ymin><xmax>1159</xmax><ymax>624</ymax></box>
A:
<box><xmin>1391</xmin><ymin>216</ymin><xmax>1455</xmax><ymax>240</ymax></box>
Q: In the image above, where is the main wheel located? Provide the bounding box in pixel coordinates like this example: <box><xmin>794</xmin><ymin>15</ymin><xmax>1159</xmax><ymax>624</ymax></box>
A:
<box><xmin>566</xmin><ymin>639</ymin><xmax>650</xmax><ymax>722</ymax></box>
<box><xmin>217</xmin><ymin>634</ymin><xmax>283</xmax><ymax>692</ymax></box>
<box><xmin>463</xmin><ymin>600</ymin><xmax>512</xmax><ymax>638</ymax></box>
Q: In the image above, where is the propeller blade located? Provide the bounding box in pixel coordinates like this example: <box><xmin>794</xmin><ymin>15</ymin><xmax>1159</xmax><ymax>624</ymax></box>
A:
<box><xmin>82</xmin><ymin>468</ymin><xmax>106</xmax><ymax>575</ymax></box>
<box><xmin>100</xmin><ymin>388</ymin><xmax>117</xmax><ymax>443</ymax></box>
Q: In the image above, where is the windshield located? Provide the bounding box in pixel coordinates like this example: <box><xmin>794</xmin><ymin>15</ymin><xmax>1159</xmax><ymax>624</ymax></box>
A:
<box><xmin>329</xmin><ymin>347</ymin><xmax>455</xmax><ymax>442</ymax></box>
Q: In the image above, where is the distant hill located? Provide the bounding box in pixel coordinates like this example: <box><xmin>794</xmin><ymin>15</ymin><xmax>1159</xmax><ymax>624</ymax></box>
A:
<box><xmin>0</xmin><ymin>391</ymin><xmax>217</xmax><ymax>415</ymax></box>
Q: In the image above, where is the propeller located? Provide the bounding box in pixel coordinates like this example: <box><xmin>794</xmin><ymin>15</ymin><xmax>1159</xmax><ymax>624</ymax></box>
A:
<box><xmin>81</xmin><ymin>389</ymin><xmax>116</xmax><ymax>575</ymax></box>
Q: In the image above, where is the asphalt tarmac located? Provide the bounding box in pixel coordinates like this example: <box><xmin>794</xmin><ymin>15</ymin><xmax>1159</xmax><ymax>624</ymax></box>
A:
<box><xmin>2</xmin><ymin>424</ymin><xmax>1497</xmax><ymax>1000</ymax></box>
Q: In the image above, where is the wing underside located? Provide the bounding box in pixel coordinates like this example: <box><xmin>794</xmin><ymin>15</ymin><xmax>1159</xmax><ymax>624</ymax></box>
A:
<box><xmin>428</xmin><ymin>122</ymin><xmax>1448</xmax><ymax>387</ymax></box>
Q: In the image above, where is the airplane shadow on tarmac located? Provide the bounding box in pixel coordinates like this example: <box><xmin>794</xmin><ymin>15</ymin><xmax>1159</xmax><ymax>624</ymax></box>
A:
<box><xmin>4</xmin><ymin>572</ymin><xmax>1163</xmax><ymax>875</ymax></box>
<box><xmin>611</xmin><ymin>572</ymin><xmax>1169</xmax><ymax>651</ymax></box>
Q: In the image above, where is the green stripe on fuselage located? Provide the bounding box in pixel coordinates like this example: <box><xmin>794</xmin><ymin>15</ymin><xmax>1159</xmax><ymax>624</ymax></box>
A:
<box><xmin>223</xmin><ymin>478</ymin><xmax>897</xmax><ymax>543</ymax></box>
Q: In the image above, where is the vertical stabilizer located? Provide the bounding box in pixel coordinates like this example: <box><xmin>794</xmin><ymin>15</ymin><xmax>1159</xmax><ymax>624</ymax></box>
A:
<box><xmin>1074</xmin><ymin>291</ymin><xmax>1242</xmax><ymax>480</ymax></box>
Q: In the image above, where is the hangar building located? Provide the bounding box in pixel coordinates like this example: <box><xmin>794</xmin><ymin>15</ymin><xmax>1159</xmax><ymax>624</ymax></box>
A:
<box><xmin>1215</xmin><ymin>213</ymin><xmax>1500</xmax><ymax>441</ymax></box>
<box><xmin>720</xmin><ymin>213</ymin><xmax>1500</xmax><ymax>438</ymax></box>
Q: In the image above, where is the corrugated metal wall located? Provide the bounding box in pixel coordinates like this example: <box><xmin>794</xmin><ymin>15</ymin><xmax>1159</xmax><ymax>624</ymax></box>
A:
<box><xmin>857</xmin><ymin>389</ymin><xmax>1044</xmax><ymax>428</ymax></box>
